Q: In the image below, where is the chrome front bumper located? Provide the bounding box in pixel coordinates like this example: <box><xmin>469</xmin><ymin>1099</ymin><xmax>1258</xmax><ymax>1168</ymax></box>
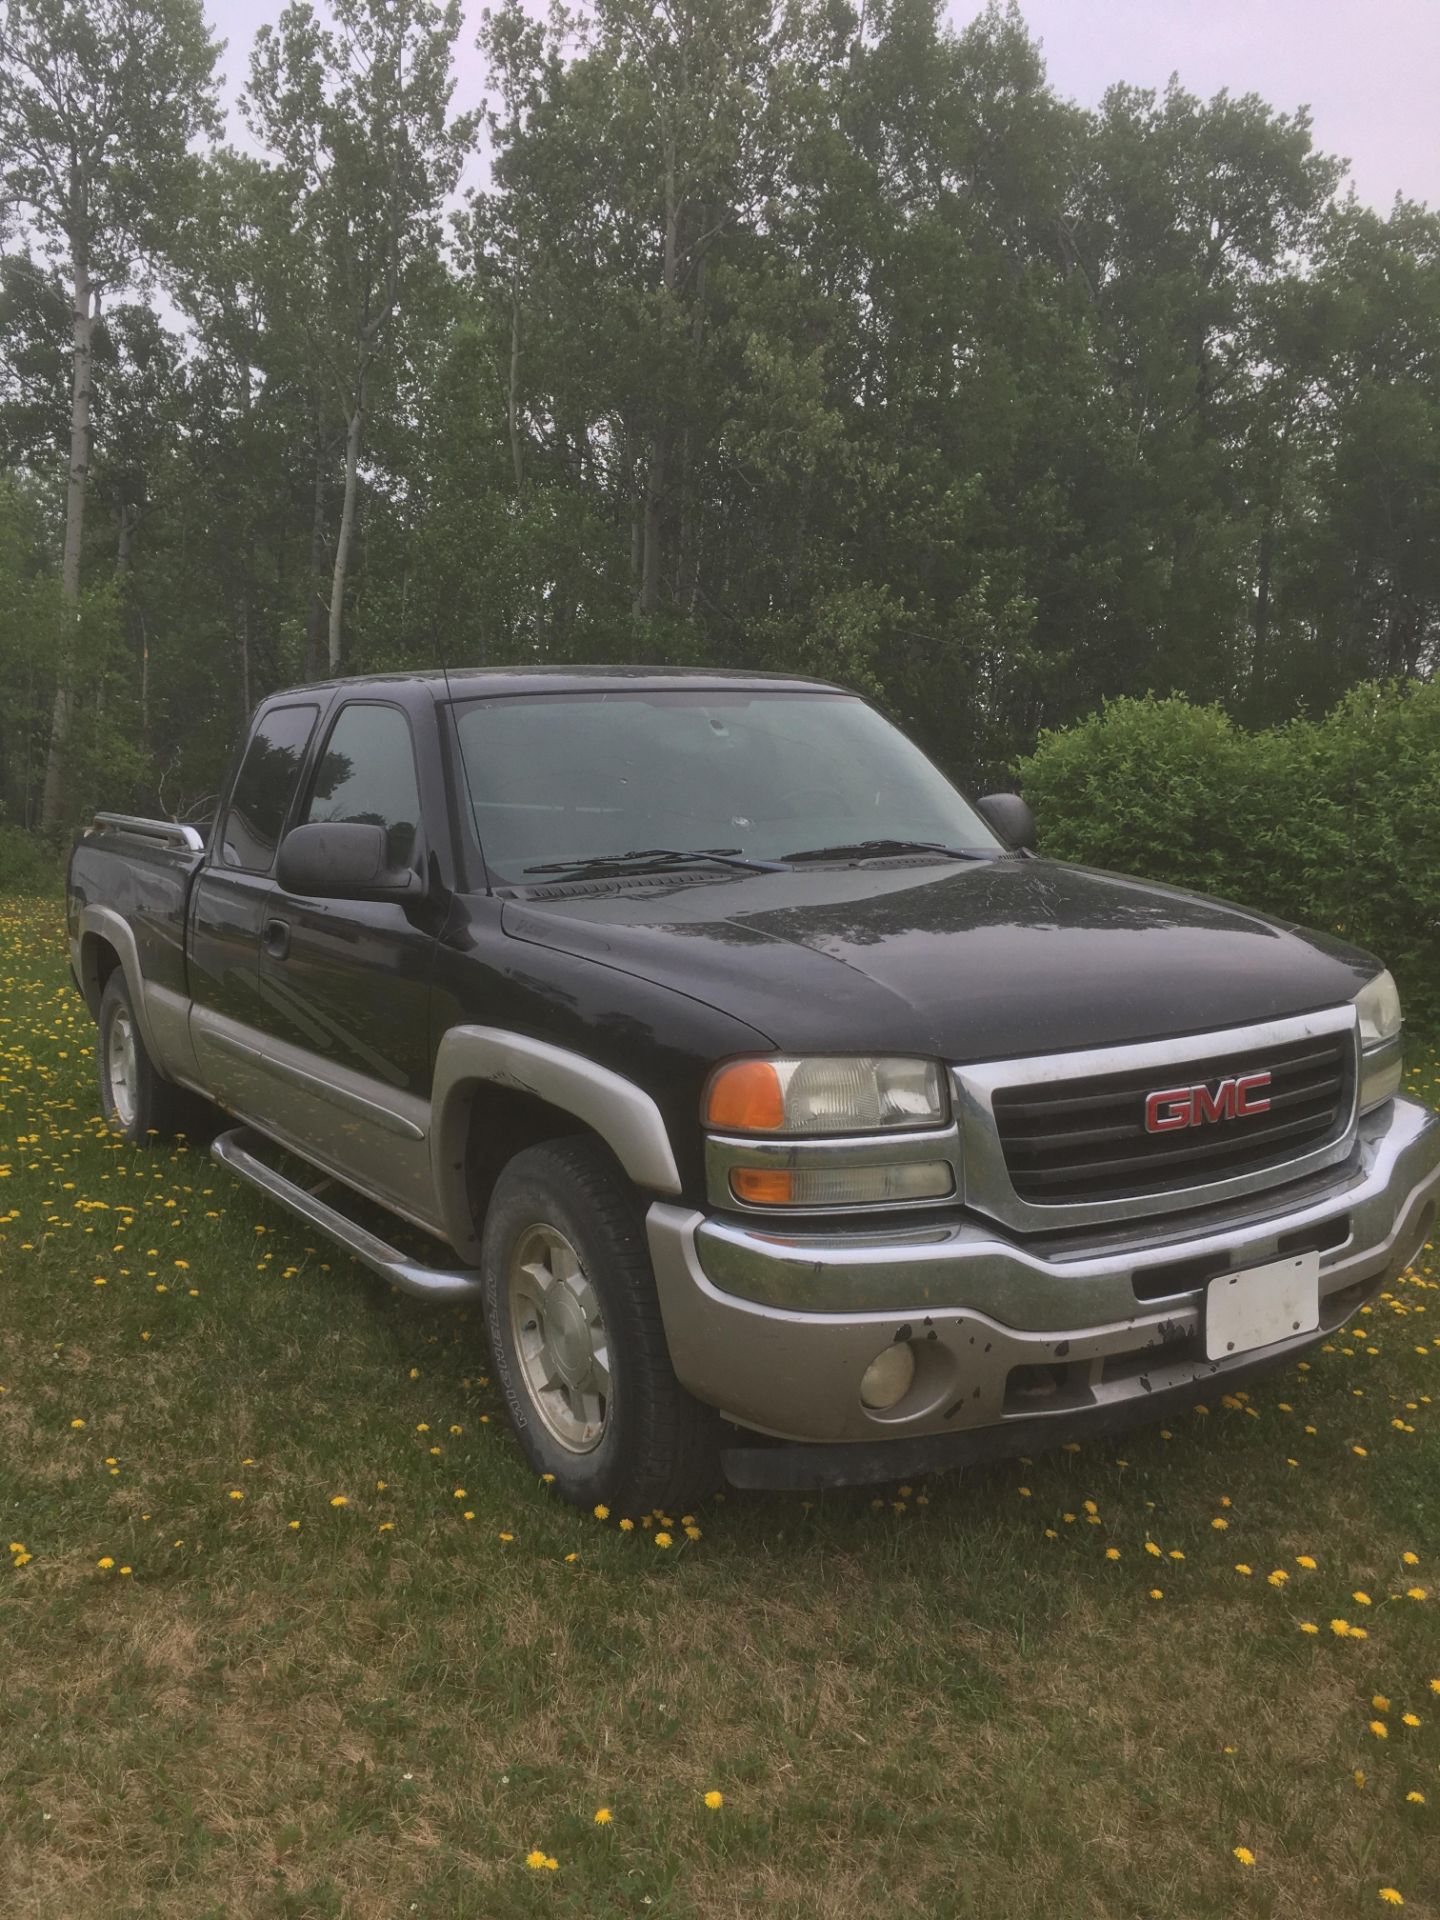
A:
<box><xmin>646</xmin><ymin>1096</ymin><xmax>1440</xmax><ymax>1480</ymax></box>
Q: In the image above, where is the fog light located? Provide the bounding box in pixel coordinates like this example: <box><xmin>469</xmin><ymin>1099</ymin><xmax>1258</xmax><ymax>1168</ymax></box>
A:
<box><xmin>860</xmin><ymin>1342</ymin><xmax>916</xmax><ymax>1411</ymax></box>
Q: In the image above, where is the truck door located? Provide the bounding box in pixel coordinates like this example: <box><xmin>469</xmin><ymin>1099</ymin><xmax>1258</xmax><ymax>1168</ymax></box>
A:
<box><xmin>251</xmin><ymin>698</ymin><xmax>441</xmax><ymax>1229</ymax></box>
<box><xmin>189</xmin><ymin>699</ymin><xmax>321</xmax><ymax>1107</ymax></box>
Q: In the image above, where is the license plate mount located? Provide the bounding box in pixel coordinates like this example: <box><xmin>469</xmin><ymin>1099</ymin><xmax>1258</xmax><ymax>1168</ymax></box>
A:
<box><xmin>1204</xmin><ymin>1252</ymin><xmax>1321</xmax><ymax>1363</ymax></box>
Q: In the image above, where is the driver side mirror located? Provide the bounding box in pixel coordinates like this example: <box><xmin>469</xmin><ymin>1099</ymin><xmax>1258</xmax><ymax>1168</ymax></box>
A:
<box><xmin>275</xmin><ymin>821</ymin><xmax>422</xmax><ymax>901</ymax></box>
<box><xmin>977</xmin><ymin>792</ymin><xmax>1035</xmax><ymax>852</ymax></box>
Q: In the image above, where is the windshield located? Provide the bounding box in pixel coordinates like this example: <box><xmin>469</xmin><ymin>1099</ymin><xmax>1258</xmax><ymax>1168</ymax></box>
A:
<box><xmin>452</xmin><ymin>689</ymin><xmax>1002</xmax><ymax>879</ymax></box>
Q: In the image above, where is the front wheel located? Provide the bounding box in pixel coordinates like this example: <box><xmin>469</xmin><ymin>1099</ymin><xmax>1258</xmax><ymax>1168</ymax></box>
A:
<box><xmin>480</xmin><ymin>1137</ymin><xmax>720</xmax><ymax>1515</ymax></box>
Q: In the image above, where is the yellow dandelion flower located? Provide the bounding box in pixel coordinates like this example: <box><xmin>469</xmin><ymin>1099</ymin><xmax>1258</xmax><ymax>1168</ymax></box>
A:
<box><xmin>1402</xmin><ymin>1551</ymin><xmax>1419</xmax><ymax>1566</ymax></box>
<box><xmin>704</xmin><ymin>1790</ymin><xmax>724</xmax><ymax>1810</ymax></box>
<box><xmin>1378</xmin><ymin>1891</ymin><xmax>1404</xmax><ymax>1907</ymax></box>
<box><xmin>1371</xmin><ymin>1720</ymin><xmax>1388</xmax><ymax>1739</ymax></box>
<box><xmin>1354</xmin><ymin>1769</ymin><xmax>1366</xmax><ymax>1788</ymax></box>
<box><xmin>1405</xmin><ymin>1791</ymin><xmax>1425</xmax><ymax>1805</ymax></box>
<box><xmin>619</xmin><ymin>1518</ymin><xmax>635</xmax><ymax>1532</ymax></box>
<box><xmin>70</xmin><ymin>1418</ymin><xmax>85</xmax><ymax>1429</ymax></box>
<box><xmin>1331</xmin><ymin>1619</ymin><xmax>1352</xmax><ymax>1637</ymax></box>
<box><xmin>499</xmin><ymin>1531</ymin><xmax>514</xmax><ymax>1542</ymax></box>
<box><xmin>1299</xmin><ymin>1622</ymin><xmax>1319</xmax><ymax>1634</ymax></box>
<box><xmin>1235</xmin><ymin>1563</ymin><xmax>1253</xmax><ymax>1576</ymax></box>
<box><xmin>1105</xmin><ymin>1547</ymin><xmax>1121</xmax><ymax>1561</ymax></box>
<box><xmin>1149</xmin><ymin>1588</ymin><xmax>1163</xmax><ymax>1600</ymax></box>
<box><xmin>1373</xmin><ymin>1694</ymin><xmax>1390</xmax><ymax>1711</ymax></box>
<box><xmin>524</xmin><ymin>1850</ymin><xmax>548</xmax><ymax>1870</ymax></box>
<box><xmin>655</xmin><ymin>1531</ymin><xmax>673</xmax><ymax>1548</ymax></box>
<box><xmin>1233</xmin><ymin>1846</ymin><xmax>1255</xmax><ymax>1867</ymax></box>
<box><xmin>1406</xmin><ymin>1587</ymin><xmax>1428</xmax><ymax>1601</ymax></box>
<box><xmin>1267</xmin><ymin>1569</ymin><xmax>1288</xmax><ymax>1586</ymax></box>
<box><xmin>97</xmin><ymin>1556</ymin><xmax>114</xmax><ymax>1569</ymax></box>
<box><xmin>228</xmin><ymin>1489</ymin><xmax>244</xmax><ymax>1501</ymax></box>
<box><xmin>119</xmin><ymin>1566</ymin><xmax>131</xmax><ymax>1576</ymax></box>
<box><xmin>593</xmin><ymin>1504</ymin><xmax>610</xmax><ymax>1520</ymax></box>
<box><xmin>1145</xmin><ymin>1541</ymin><xmax>1162</xmax><ymax>1557</ymax></box>
<box><xmin>1297</xmin><ymin>1554</ymin><xmax>1317</xmax><ymax>1569</ymax></box>
<box><xmin>1429</xmin><ymin>1679</ymin><xmax>1440</xmax><ymax>1695</ymax></box>
<box><xmin>1401</xmin><ymin>1713</ymin><xmax>1420</xmax><ymax>1728</ymax></box>
<box><xmin>1353</xmin><ymin>1592</ymin><xmax>1372</xmax><ymax>1606</ymax></box>
<box><xmin>593</xmin><ymin>1808</ymin><xmax>612</xmax><ymax>1825</ymax></box>
<box><xmin>1211</xmin><ymin>1517</ymin><xmax>1228</xmax><ymax>1530</ymax></box>
<box><xmin>329</xmin><ymin>1496</ymin><xmax>348</xmax><ymax>1508</ymax></box>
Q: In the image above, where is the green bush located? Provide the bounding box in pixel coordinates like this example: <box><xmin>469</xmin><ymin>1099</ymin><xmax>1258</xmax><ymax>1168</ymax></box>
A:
<box><xmin>0</xmin><ymin>824</ymin><xmax>62</xmax><ymax>896</ymax></box>
<box><xmin>1018</xmin><ymin>682</ymin><xmax>1440</xmax><ymax>1024</ymax></box>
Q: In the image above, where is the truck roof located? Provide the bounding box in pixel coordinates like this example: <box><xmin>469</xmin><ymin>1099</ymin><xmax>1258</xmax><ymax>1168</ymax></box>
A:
<box><xmin>277</xmin><ymin>664</ymin><xmax>847</xmax><ymax>700</ymax></box>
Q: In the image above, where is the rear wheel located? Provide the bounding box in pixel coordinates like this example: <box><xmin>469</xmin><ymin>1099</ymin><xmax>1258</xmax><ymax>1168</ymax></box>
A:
<box><xmin>480</xmin><ymin>1137</ymin><xmax>720</xmax><ymax>1515</ymax></box>
<box><xmin>97</xmin><ymin>973</ymin><xmax>208</xmax><ymax>1145</ymax></box>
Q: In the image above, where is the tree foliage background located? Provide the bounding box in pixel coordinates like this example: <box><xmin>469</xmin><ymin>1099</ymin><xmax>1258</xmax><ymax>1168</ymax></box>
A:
<box><xmin>2</xmin><ymin>0</ymin><xmax>1439</xmax><ymax>839</ymax></box>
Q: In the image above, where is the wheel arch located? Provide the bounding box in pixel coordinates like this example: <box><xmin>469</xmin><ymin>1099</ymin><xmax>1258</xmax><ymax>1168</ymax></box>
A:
<box><xmin>431</xmin><ymin>1027</ymin><xmax>682</xmax><ymax>1259</ymax></box>
<box><xmin>76</xmin><ymin>908</ymin><xmax>163</xmax><ymax>1061</ymax></box>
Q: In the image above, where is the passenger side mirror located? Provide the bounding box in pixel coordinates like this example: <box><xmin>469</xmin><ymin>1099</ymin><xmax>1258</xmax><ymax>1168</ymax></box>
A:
<box><xmin>977</xmin><ymin>792</ymin><xmax>1035</xmax><ymax>851</ymax></box>
<box><xmin>275</xmin><ymin>821</ymin><xmax>422</xmax><ymax>901</ymax></box>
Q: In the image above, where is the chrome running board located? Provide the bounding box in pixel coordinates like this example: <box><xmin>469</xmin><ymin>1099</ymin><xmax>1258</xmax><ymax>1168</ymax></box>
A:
<box><xmin>211</xmin><ymin>1126</ymin><xmax>484</xmax><ymax>1301</ymax></box>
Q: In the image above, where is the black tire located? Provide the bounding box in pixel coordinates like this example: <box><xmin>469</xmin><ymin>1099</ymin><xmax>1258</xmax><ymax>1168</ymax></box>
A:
<box><xmin>480</xmin><ymin>1137</ymin><xmax>721</xmax><ymax>1515</ymax></box>
<box><xmin>97</xmin><ymin>973</ymin><xmax>209</xmax><ymax>1145</ymax></box>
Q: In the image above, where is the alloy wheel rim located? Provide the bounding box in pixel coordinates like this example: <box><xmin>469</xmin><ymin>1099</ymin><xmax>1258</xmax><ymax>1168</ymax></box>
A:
<box><xmin>507</xmin><ymin>1223</ymin><xmax>611</xmax><ymax>1454</ymax></box>
<box><xmin>107</xmin><ymin>1009</ymin><xmax>138</xmax><ymax>1130</ymax></box>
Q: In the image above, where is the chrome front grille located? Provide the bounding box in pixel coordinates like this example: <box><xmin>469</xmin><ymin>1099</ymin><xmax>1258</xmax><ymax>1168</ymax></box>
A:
<box><xmin>953</xmin><ymin>1008</ymin><xmax>1361</xmax><ymax>1232</ymax></box>
<box><xmin>992</xmin><ymin>1030</ymin><xmax>1353</xmax><ymax>1205</ymax></box>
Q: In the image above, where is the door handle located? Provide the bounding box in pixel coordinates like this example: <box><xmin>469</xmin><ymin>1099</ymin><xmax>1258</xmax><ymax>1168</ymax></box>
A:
<box><xmin>263</xmin><ymin>917</ymin><xmax>291</xmax><ymax>960</ymax></box>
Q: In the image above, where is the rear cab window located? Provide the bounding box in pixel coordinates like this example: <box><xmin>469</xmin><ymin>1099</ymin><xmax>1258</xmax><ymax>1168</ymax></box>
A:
<box><xmin>219</xmin><ymin>704</ymin><xmax>319</xmax><ymax>872</ymax></box>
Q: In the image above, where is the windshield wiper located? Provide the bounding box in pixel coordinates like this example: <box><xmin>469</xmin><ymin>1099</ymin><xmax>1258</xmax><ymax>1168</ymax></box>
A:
<box><xmin>523</xmin><ymin>845</ymin><xmax>791</xmax><ymax>878</ymax></box>
<box><xmin>781</xmin><ymin>837</ymin><xmax>996</xmax><ymax>865</ymax></box>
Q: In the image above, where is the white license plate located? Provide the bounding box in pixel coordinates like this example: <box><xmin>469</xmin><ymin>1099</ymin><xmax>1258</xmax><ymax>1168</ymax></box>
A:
<box><xmin>1204</xmin><ymin>1252</ymin><xmax>1321</xmax><ymax>1362</ymax></box>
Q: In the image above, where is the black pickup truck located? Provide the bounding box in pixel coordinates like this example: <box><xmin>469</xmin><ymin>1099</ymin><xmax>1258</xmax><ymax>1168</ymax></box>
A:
<box><xmin>67</xmin><ymin>668</ymin><xmax>1439</xmax><ymax>1512</ymax></box>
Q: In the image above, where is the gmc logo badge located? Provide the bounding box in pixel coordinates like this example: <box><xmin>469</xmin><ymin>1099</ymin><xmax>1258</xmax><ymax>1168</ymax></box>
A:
<box><xmin>1145</xmin><ymin>1071</ymin><xmax>1272</xmax><ymax>1133</ymax></box>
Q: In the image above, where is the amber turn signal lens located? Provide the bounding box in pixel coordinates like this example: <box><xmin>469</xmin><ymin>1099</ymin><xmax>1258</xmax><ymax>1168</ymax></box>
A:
<box><xmin>705</xmin><ymin>1060</ymin><xmax>786</xmax><ymax>1132</ymax></box>
<box><xmin>730</xmin><ymin>1167</ymin><xmax>795</xmax><ymax>1205</ymax></box>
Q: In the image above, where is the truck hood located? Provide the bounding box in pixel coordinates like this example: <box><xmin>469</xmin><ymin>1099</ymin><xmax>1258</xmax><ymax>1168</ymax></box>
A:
<box><xmin>500</xmin><ymin>858</ymin><xmax>1379</xmax><ymax>1062</ymax></box>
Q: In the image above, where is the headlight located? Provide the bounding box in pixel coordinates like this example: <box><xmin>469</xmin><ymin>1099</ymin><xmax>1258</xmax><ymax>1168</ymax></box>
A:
<box><xmin>704</xmin><ymin>1055</ymin><xmax>947</xmax><ymax>1135</ymax></box>
<box><xmin>1354</xmin><ymin>970</ymin><xmax>1402</xmax><ymax>1112</ymax></box>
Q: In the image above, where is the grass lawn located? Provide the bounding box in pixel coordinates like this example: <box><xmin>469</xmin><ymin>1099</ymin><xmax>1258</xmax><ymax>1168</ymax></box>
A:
<box><xmin>2</xmin><ymin>893</ymin><xmax>1439</xmax><ymax>1919</ymax></box>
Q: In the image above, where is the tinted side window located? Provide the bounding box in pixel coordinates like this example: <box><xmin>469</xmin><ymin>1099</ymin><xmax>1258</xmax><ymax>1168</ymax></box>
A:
<box><xmin>303</xmin><ymin>704</ymin><xmax>423</xmax><ymax>869</ymax></box>
<box><xmin>221</xmin><ymin>704</ymin><xmax>319</xmax><ymax>872</ymax></box>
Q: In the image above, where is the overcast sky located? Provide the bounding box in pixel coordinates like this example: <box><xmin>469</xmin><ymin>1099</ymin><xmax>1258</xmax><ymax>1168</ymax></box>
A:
<box><xmin>205</xmin><ymin>0</ymin><xmax>1439</xmax><ymax>213</ymax></box>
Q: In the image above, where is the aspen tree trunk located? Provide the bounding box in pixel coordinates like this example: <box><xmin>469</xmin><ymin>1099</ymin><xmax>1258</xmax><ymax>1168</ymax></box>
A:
<box><xmin>39</xmin><ymin>238</ymin><xmax>95</xmax><ymax>830</ymax></box>
<box><xmin>304</xmin><ymin>417</ymin><xmax>329</xmax><ymax>679</ymax></box>
<box><xmin>328</xmin><ymin>364</ymin><xmax>366</xmax><ymax>673</ymax></box>
<box><xmin>637</xmin><ymin>120</ymin><xmax>679</xmax><ymax>620</ymax></box>
<box><xmin>508</xmin><ymin>255</ymin><xmax>525</xmax><ymax>491</ymax></box>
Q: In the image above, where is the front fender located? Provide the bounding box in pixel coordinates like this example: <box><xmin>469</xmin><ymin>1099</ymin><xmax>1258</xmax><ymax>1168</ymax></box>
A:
<box><xmin>429</xmin><ymin>1025</ymin><xmax>682</xmax><ymax>1257</ymax></box>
